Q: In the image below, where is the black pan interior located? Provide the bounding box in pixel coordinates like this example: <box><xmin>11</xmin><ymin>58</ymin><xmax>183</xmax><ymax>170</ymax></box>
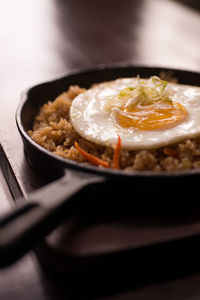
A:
<box><xmin>16</xmin><ymin>65</ymin><xmax>200</xmax><ymax>191</ymax></box>
<box><xmin>0</xmin><ymin>64</ymin><xmax>197</xmax><ymax>270</ymax></box>
<box><xmin>13</xmin><ymin>65</ymin><xmax>200</xmax><ymax>271</ymax></box>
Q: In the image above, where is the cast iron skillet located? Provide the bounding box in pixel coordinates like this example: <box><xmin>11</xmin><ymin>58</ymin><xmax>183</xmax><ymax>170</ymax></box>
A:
<box><xmin>0</xmin><ymin>65</ymin><xmax>200</xmax><ymax>267</ymax></box>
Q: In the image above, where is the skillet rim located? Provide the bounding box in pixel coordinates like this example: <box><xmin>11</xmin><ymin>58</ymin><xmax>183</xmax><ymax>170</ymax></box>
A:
<box><xmin>16</xmin><ymin>64</ymin><xmax>200</xmax><ymax>179</ymax></box>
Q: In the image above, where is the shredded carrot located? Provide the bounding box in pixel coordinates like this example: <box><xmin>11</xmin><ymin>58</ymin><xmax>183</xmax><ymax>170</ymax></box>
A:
<box><xmin>75</xmin><ymin>141</ymin><xmax>109</xmax><ymax>168</ymax></box>
<box><xmin>113</xmin><ymin>135</ymin><xmax>121</xmax><ymax>169</ymax></box>
<box><xmin>163</xmin><ymin>147</ymin><xmax>177</xmax><ymax>157</ymax></box>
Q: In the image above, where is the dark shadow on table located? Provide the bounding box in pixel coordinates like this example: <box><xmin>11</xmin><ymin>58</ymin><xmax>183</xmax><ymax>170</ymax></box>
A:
<box><xmin>34</xmin><ymin>183</ymin><xmax>200</xmax><ymax>299</ymax></box>
<box><xmin>173</xmin><ymin>0</ymin><xmax>200</xmax><ymax>11</ymax></box>
<box><xmin>53</xmin><ymin>0</ymin><xmax>143</xmax><ymax>66</ymax></box>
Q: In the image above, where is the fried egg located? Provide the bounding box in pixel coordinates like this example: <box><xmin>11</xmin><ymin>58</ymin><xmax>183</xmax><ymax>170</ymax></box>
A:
<box><xmin>70</xmin><ymin>76</ymin><xmax>200</xmax><ymax>150</ymax></box>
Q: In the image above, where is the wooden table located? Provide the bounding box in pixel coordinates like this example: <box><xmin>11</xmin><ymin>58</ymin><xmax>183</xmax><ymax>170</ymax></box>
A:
<box><xmin>0</xmin><ymin>0</ymin><xmax>200</xmax><ymax>299</ymax></box>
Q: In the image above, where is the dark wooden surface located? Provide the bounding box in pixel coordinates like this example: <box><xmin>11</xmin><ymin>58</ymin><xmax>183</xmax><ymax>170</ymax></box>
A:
<box><xmin>0</xmin><ymin>0</ymin><xmax>200</xmax><ymax>299</ymax></box>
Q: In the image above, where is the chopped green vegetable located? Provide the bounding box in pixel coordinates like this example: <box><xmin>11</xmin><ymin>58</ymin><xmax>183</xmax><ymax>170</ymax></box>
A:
<box><xmin>103</xmin><ymin>75</ymin><xmax>174</xmax><ymax>113</ymax></box>
<box><xmin>119</xmin><ymin>87</ymin><xmax>135</xmax><ymax>97</ymax></box>
<box><xmin>117</xmin><ymin>76</ymin><xmax>174</xmax><ymax>110</ymax></box>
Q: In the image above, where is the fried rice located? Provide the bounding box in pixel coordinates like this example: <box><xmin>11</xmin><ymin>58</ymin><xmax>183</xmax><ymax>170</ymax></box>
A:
<box><xmin>28</xmin><ymin>85</ymin><xmax>200</xmax><ymax>172</ymax></box>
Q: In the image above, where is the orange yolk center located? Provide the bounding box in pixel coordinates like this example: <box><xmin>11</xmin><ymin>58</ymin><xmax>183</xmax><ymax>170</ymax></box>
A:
<box><xmin>117</xmin><ymin>101</ymin><xmax>187</xmax><ymax>131</ymax></box>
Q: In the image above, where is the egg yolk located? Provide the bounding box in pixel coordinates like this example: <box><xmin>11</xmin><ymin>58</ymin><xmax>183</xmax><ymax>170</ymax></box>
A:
<box><xmin>103</xmin><ymin>77</ymin><xmax>188</xmax><ymax>131</ymax></box>
<box><xmin>117</xmin><ymin>101</ymin><xmax>187</xmax><ymax>130</ymax></box>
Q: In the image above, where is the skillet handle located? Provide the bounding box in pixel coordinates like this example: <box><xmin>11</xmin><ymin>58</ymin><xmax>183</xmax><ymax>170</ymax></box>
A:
<box><xmin>0</xmin><ymin>170</ymin><xmax>105</xmax><ymax>267</ymax></box>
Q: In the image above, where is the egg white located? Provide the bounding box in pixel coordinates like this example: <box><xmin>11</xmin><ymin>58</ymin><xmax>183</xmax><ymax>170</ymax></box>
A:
<box><xmin>70</xmin><ymin>78</ymin><xmax>200</xmax><ymax>150</ymax></box>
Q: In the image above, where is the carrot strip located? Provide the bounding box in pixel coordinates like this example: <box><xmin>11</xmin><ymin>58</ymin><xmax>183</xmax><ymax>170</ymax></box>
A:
<box><xmin>163</xmin><ymin>147</ymin><xmax>177</xmax><ymax>157</ymax></box>
<box><xmin>113</xmin><ymin>135</ymin><xmax>121</xmax><ymax>169</ymax></box>
<box><xmin>75</xmin><ymin>141</ymin><xmax>109</xmax><ymax>168</ymax></box>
